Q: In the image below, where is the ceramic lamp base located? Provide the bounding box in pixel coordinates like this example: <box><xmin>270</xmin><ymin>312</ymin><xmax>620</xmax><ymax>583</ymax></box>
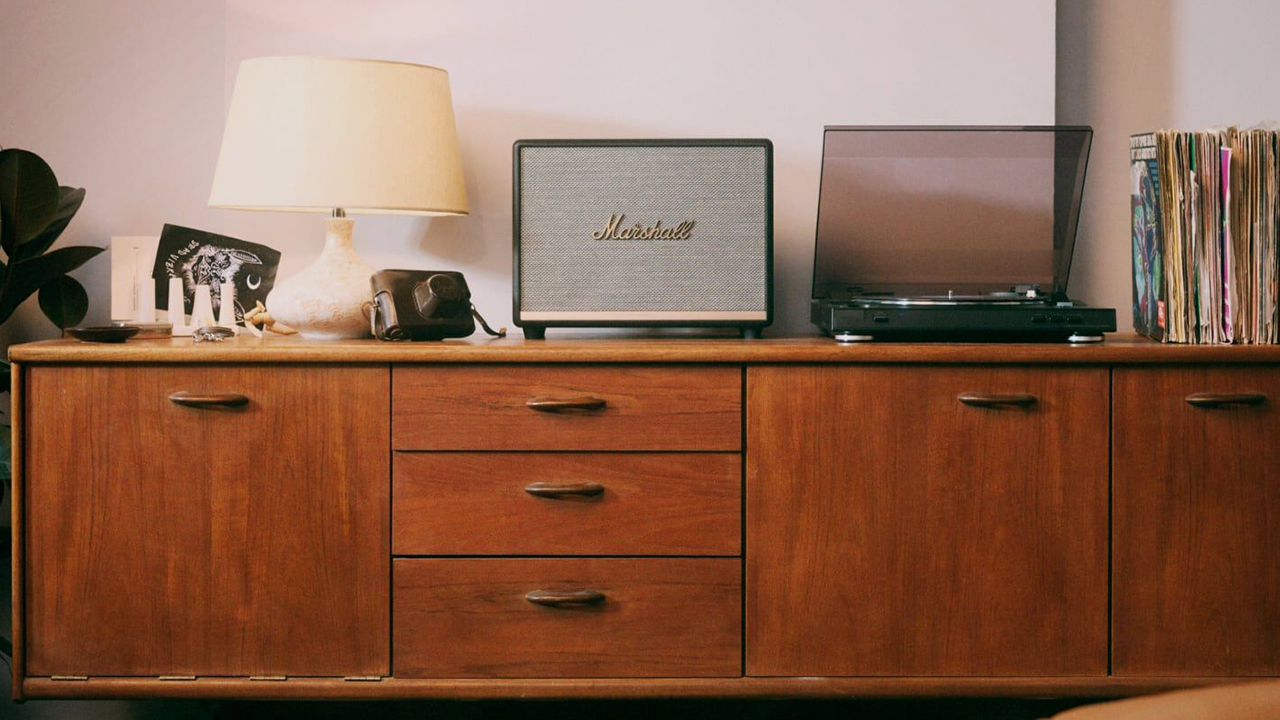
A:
<box><xmin>265</xmin><ymin>217</ymin><xmax>373</xmax><ymax>340</ymax></box>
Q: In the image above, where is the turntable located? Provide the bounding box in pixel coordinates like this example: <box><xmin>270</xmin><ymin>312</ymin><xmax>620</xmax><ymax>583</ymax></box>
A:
<box><xmin>810</xmin><ymin>126</ymin><xmax>1116</xmax><ymax>343</ymax></box>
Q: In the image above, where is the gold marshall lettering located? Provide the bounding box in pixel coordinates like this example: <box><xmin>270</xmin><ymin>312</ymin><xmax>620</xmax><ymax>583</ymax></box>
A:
<box><xmin>591</xmin><ymin>214</ymin><xmax>695</xmax><ymax>240</ymax></box>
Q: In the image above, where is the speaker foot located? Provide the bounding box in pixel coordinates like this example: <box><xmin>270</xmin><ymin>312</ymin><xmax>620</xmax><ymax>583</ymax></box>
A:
<box><xmin>740</xmin><ymin>327</ymin><xmax>763</xmax><ymax>339</ymax></box>
<box><xmin>522</xmin><ymin>326</ymin><xmax>546</xmax><ymax>340</ymax></box>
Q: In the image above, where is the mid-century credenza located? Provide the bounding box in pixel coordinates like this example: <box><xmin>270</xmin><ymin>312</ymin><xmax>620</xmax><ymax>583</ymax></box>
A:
<box><xmin>8</xmin><ymin>335</ymin><xmax>1279</xmax><ymax>700</ymax></box>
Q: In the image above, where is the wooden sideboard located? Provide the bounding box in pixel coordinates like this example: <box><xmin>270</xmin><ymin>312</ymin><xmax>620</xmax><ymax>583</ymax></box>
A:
<box><xmin>9</xmin><ymin>334</ymin><xmax>1280</xmax><ymax>700</ymax></box>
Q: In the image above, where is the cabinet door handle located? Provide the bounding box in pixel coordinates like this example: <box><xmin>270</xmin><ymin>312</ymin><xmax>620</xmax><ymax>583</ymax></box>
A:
<box><xmin>524</xmin><ymin>481</ymin><xmax>605</xmax><ymax>499</ymax></box>
<box><xmin>525</xmin><ymin>589</ymin><xmax>607</xmax><ymax>608</ymax></box>
<box><xmin>525</xmin><ymin>396</ymin><xmax>607</xmax><ymax>413</ymax></box>
<box><xmin>957</xmin><ymin>392</ymin><xmax>1037</xmax><ymax>408</ymax></box>
<box><xmin>1185</xmin><ymin>392</ymin><xmax>1267</xmax><ymax>408</ymax></box>
<box><xmin>168</xmin><ymin>391</ymin><xmax>249</xmax><ymax>408</ymax></box>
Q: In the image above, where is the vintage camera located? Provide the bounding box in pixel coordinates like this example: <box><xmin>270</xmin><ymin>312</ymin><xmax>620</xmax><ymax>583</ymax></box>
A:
<box><xmin>369</xmin><ymin>269</ymin><xmax>501</xmax><ymax>341</ymax></box>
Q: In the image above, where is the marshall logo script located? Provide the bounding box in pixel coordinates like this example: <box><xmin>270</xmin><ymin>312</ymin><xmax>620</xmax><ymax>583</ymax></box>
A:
<box><xmin>591</xmin><ymin>214</ymin><xmax>695</xmax><ymax>241</ymax></box>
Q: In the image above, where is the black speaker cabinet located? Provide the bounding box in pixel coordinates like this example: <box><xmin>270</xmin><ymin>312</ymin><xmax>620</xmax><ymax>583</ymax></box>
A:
<box><xmin>513</xmin><ymin>139</ymin><xmax>773</xmax><ymax>339</ymax></box>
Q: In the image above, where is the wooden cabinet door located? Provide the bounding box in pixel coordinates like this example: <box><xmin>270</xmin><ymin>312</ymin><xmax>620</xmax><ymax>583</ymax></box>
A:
<box><xmin>746</xmin><ymin>365</ymin><xmax>1108</xmax><ymax>676</ymax></box>
<box><xmin>23</xmin><ymin>364</ymin><xmax>390</xmax><ymax>678</ymax></box>
<box><xmin>1113</xmin><ymin>366</ymin><xmax>1280</xmax><ymax>676</ymax></box>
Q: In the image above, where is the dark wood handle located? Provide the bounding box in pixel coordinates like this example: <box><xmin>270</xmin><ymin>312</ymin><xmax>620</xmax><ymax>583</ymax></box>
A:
<box><xmin>524</xmin><ymin>481</ymin><xmax>605</xmax><ymax>499</ymax></box>
<box><xmin>1185</xmin><ymin>392</ymin><xmax>1267</xmax><ymax>408</ymax></box>
<box><xmin>168</xmin><ymin>391</ymin><xmax>249</xmax><ymax>409</ymax></box>
<box><xmin>957</xmin><ymin>392</ymin><xmax>1038</xmax><ymax>408</ymax></box>
<box><xmin>524</xmin><ymin>589</ymin><xmax>606</xmax><ymax>608</ymax></box>
<box><xmin>525</xmin><ymin>396</ymin><xmax>607</xmax><ymax>413</ymax></box>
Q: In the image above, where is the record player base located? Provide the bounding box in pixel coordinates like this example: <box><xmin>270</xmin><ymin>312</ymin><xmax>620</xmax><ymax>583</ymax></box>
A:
<box><xmin>10</xmin><ymin>336</ymin><xmax>1280</xmax><ymax>701</ymax></box>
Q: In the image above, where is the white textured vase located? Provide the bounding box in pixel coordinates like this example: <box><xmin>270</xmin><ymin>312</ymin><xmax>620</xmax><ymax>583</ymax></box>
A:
<box><xmin>266</xmin><ymin>217</ymin><xmax>374</xmax><ymax>340</ymax></box>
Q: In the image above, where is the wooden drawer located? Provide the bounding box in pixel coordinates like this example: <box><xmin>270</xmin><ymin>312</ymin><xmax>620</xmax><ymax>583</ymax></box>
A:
<box><xmin>393</xmin><ymin>453</ymin><xmax>741</xmax><ymax>556</ymax></box>
<box><xmin>393</xmin><ymin>558</ymin><xmax>741</xmax><ymax>677</ymax></box>
<box><xmin>748</xmin><ymin>365</ymin><xmax>1108</xmax><ymax>676</ymax></box>
<box><xmin>392</xmin><ymin>365</ymin><xmax>741</xmax><ymax>450</ymax></box>
<box><xmin>23</xmin><ymin>364</ymin><xmax>390</xmax><ymax>677</ymax></box>
<box><xmin>1113</xmin><ymin>365</ymin><xmax>1280</xmax><ymax>676</ymax></box>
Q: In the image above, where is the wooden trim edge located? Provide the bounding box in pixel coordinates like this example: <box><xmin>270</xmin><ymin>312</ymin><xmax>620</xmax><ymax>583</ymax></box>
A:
<box><xmin>10</xmin><ymin>361</ymin><xmax>22</xmax><ymax>702</ymax></box>
<box><xmin>19</xmin><ymin>676</ymin><xmax>1256</xmax><ymax>700</ymax></box>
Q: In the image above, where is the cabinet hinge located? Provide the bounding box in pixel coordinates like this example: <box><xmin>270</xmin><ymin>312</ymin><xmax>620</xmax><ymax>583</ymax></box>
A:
<box><xmin>50</xmin><ymin>675</ymin><xmax>88</xmax><ymax>681</ymax></box>
<box><xmin>249</xmin><ymin>675</ymin><xmax>287</xmax><ymax>681</ymax></box>
<box><xmin>158</xmin><ymin>675</ymin><xmax>196</xmax><ymax>681</ymax></box>
<box><xmin>342</xmin><ymin>675</ymin><xmax>383</xmax><ymax>682</ymax></box>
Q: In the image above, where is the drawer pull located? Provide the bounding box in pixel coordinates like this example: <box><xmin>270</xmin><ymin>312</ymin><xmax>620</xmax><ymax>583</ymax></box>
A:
<box><xmin>1185</xmin><ymin>392</ymin><xmax>1267</xmax><ymax>408</ymax></box>
<box><xmin>525</xmin><ymin>396</ymin><xmax>607</xmax><ymax>413</ymax></box>
<box><xmin>524</xmin><ymin>481</ymin><xmax>605</xmax><ymax>499</ymax></box>
<box><xmin>957</xmin><ymin>392</ymin><xmax>1037</xmax><ymax>408</ymax></box>
<box><xmin>168</xmin><ymin>391</ymin><xmax>249</xmax><ymax>409</ymax></box>
<box><xmin>525</xmin><ymin>589</ymin><xmax>607</xmax><ymax>608</ymax></box>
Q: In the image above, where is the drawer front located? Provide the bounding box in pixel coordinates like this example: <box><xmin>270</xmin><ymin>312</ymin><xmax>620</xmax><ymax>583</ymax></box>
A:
<box><xmin>24</xmin><ymin>364</ymin><xmax>390</xmax><ymax>677</ymax></box>
<box><xmin>394</xmin><ymin>453</ymin><xmax>741</xmax><ymax>556</ymax></box>
<box><xmin>748</xmin><ymin>365</ymin><xmax>1108</xmax><ymax>676</ymax></box>
<box><xmin>393</xmin><ymin>558</ymin><xmax>741</xmax><ymax>677</ymax></box>
<box><xmin>1113</xmin><ymin>365</ymin><xmax>1280</xmax><ymax>676</ymax></box>
<box><xmin>392</xmin><ymin>365</ymin><xmax>741</xmax><ymax>450</ymax></box>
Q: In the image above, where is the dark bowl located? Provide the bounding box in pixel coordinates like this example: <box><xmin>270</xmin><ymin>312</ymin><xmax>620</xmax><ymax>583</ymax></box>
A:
<box><xmin>67</xmin><ymin>325</ymin><xmax>141</xmax><ymax>343</ymax></box>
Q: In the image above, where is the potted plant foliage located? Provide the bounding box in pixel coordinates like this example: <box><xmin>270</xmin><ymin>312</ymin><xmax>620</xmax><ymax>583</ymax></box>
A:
<box><xmin>0</xmin><ymin>147</ymin><xmax>102</xmax><ymax>484</ymax></box>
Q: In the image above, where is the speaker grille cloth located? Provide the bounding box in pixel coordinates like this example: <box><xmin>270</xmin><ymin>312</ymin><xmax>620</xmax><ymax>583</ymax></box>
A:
<box><xmin>519</xmin><ymin>145</ymin><xmax>768</xmax><ymax>312</ymax></box>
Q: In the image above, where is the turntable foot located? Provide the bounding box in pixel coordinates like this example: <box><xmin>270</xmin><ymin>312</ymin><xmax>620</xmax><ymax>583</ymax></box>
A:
<box><xmin>834</xmin><ymin>332</ymin><xmax>874</xmax><ymax>344</ymax></box>
<box><xmin>1067</xmin><ymin>333</ymin><xmax>1104</xmax><ymax>344</ymax></box>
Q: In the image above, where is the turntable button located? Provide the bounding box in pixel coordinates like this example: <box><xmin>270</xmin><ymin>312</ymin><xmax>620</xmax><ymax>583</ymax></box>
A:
<box><xmin>873</xmin><ymin>313</ymin><xmax>890</xmax><ymax>324</ymax></box>
<box><xmin>1031</xmin><ymin>315</ymin><xmax>1048</xmax><ymax>323</ymax></box>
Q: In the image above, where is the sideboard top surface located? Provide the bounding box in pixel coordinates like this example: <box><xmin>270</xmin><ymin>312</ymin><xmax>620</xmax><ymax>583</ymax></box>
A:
<box><xmin>11</xmin><ymin>333</ymin><xmax>1280</xmax><ymax>364</ymax></box>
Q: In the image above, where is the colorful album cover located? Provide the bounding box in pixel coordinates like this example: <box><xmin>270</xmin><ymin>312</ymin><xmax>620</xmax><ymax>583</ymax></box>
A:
<box><xmin>1130</xmin><ymin>133</ymin><xmax>1165</xmax><ymax>341</ymax></box>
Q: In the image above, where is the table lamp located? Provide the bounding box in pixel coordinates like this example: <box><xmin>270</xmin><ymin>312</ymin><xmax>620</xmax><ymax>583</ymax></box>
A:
<box><xmin>209</xmin><ymin>56</ymin><xmax>469</xmax><ymax>339</ymax></box>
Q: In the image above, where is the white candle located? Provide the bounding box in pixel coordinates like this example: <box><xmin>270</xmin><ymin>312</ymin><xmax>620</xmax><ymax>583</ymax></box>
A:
<box><xmin>167</xmin><ymin>277</ymin><xmax>189</xmax><ymax>336</ymax></box>
<box><xmin>217</xmin><ymin>283</ymin><xmax>238</xmax><ymax>333</ymax></box>
<box><xmin>191</xmin><ymin>284</ymin><xmax>216</xmax><ymax>329</ymax></box>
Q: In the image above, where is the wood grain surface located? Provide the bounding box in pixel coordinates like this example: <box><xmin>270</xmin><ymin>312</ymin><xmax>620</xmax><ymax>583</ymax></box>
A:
<box><xmin>17</xmin><ymin>675</ymin><xmax>1254</xmax><ymax>700</ymax></box>
<box><xmin>13</xmin><ymin>333</ymin><xmax>1280</xmax><ymax>365</ymax></box>
<box><xmin>393</xmin><ymin>365</ymin><xmax>741</xmax><ymax>450</ymax></box>
<box><xmin>746</xmin><ymin>365</ymin><xmax>1109</xmax><ymax>676</ymax></box>
<box><xmin>10</xmin><ymin>362</ymin><xmax>24</xmax><ymax>700</ymax></box>
<box><xmin>23</xmin><ymin>364</ymin><xmax>390</xmax><ymax>677</ymax></box>
<box><xmin>393</xmin><ymin>558</ymin><xmax>741</xmax><ymax>678</ymax></box>
<box><xmin>393</xmin><ymin>452</ymin><xmax>741</xmax><ymax>555</ymax></box>
<box><xmin>1113</xmin><ymin>366</ymin><xmax>1280</xmax><ymax>676</ymax></box>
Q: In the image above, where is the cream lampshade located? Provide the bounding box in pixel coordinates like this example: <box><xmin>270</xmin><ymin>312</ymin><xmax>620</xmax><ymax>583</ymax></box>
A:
<box><xmin>209</xmin><ymin>56</ymin><xmax>469</xmax><ymax>339</ymax></box>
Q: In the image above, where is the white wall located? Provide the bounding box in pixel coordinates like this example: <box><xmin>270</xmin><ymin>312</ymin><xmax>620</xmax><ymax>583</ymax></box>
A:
<box><xmin>1058</xmin><ymin>0</ymin><xmax>1280</xmax><ymax>331</ymax></box>
<box><xmin>2</xmin><ymin>0</ymin><xmax>1054</xmax><ymax>342</ymax></box>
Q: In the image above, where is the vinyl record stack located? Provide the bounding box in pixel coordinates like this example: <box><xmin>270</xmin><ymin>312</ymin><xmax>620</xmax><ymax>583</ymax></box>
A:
<box><xmin>1130</xmin><ymin>127</ymin><xmax>1279</xmax><ymax>343</ymax></box>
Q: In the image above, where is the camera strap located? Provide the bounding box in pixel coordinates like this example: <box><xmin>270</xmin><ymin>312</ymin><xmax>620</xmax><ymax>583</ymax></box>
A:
<box><xmin>471</xmin><ymin>304</ymin><xmax>507</xmax><ymax>338</ymax></box>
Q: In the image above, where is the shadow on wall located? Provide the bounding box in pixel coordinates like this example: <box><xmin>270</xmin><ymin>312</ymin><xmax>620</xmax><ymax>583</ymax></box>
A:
<box><xmin>1056</xmin><ymin>0</ymin><xmax>1172</xmax><ymax>330</ymax></box>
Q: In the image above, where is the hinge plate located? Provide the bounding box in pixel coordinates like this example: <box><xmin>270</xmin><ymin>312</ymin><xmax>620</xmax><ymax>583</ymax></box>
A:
<box><xmin>342</xmin><ymin>675</ymin><xmax>383</xmax><ymax>682</ymax></box>
<box><xmin>50</xmin><ymin>675</ymin><xmax>88</xmax><ymax>681</ymax></box>
<box><xmin>249</xmin><ymin>675</ymin><xmax>287</xmax><ymax>681</ymax></box>
<box><xmin>158</xmin><ymin>675</ymin><xmax>196</xmax><ymax>681</ymax></box>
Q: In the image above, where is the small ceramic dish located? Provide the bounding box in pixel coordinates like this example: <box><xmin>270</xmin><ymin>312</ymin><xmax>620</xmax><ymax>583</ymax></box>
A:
<box><xmin>67</xmin><ymin>325</ymin><xmax>141</xmax><ymax>343</ymax></box>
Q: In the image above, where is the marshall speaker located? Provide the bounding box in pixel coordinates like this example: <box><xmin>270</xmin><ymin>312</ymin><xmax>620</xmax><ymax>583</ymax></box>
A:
<box><xmin>513</xmin><ymin>139</ymin><xmax>773</xmax><ymax>338</ymax></box>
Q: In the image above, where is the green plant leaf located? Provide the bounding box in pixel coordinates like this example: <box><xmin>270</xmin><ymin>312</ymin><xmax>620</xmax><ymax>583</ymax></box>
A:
<box><xmin>0</xmin><ymin>244</ymin><xmax>103</xmax><ymax>326</ymax></box>
<box><xmin>0</xmin><ymin>148</ymin><xmax>60</xmax><ymax>256</ymax></box>
<box><xmin>38</xmin><ymin>274</ymin><xmax>89</xmax><ymax>329</ymax></box>
<box><xmin>12</xmin><ymin>186</ymin><xmax>85</xmax><ymax>263</ymax></box>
